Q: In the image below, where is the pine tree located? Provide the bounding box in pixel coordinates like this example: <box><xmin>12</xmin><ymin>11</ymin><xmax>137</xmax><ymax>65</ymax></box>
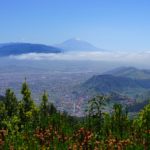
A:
<box><xmin>0</xmin><ymin>101</ymin><xmax>6</xmax><ymax>128</ymax></box>
<box><xmin>20</xmin><ymin>79</ymin><xmax>35</xmax><ymax>123</ymax></box>
<box><xmin>88</xmin><ymin>95</ymin><xmax>108</xmax><ymax>132</ymax></box>
<box><xmin>48</xmin><ymin>102</ymin><xmax>57</xmax><ymax>115</ymax></box>
<box><xmin>4</xmin><ymin>89</ymin><xmax>18</xmax><ymax>117</ymax></box>
<box><xmin>21</xmin><ymin>79</ymin><xmax>33</xmax><ymax>112</ymax></box>
<box><xmin>111</xmin><ymin>104</ymin><xmax>129</xmax><ymax>138</ymax></box>
<box><xmin>40</xmin><ymin>91</ymin><xmax>57</xmax><ymax>116</ymax></box>
<box><xmin>40</xmin><ymin>91</ymin><xmax>49</xmax><ymax>116</ymax></box>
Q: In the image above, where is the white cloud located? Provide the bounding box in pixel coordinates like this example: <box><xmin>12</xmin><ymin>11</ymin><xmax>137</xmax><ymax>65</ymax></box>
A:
<box><xmin>9</xmin><ymin>51</ymin><xmax>150</xmax><ymax>65</ymax></box>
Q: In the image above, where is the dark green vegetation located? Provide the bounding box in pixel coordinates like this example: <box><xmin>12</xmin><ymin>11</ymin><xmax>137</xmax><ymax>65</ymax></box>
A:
<box><xmin>0</xmin><ymin>81</ymin><xmax>150</xmax><ymax>149</ymax></box>
<box><xmin>80</xmin><ymin>67</ymin><xmax>150</xmax><ymax>101</ymax></box>
<box><xmin>0</xmin><ymin>43</ymin><xmax>62</xmax><ymax>56</ymax></box>
<box><xmin>83</xmin><ymin>74</ymin><xmax>150</xmax><ymax>93</ymax></box>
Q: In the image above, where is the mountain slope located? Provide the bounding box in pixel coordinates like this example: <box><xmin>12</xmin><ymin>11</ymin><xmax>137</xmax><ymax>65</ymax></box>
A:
<box><xmin>0</xmin><ymin>43</ymin><xmax>62</xmax><ymax>56</ymax></box>
<box><xmin>55</xmin><ymin>38</ymin><xmax>104</xmax><ymax>51</ymax></box>
<box><xmin>104</xmin><ymin>67</ymin><xmax>150</xmax><ymax>79</ymax></box>
<box><xmin>82</xmin><ymin>74</ymin><xmax>150</xmax><ymax>94</ymax></box>
<box><xmin>0</xmin><ymin>43</ymin><xmax>12</xmax><ymax>48</ymax></box>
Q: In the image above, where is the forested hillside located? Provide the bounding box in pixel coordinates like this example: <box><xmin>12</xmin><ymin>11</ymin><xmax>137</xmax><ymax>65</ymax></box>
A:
<box><xmin>0</xmin><ymin>81</ymin><xmax>150</xmax><ymax>149</ymax></box>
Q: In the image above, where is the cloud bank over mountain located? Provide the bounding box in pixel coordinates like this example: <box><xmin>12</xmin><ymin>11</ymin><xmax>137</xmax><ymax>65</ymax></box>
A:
<box><xmin>9</xmin><ymin>51</ymin><xmax>150</xmax><ymax>64</ymax></box>
<box><xmin>1</xmin><ymin>40</ymin><xmax>149</xmax><ymax>67</ymax></box>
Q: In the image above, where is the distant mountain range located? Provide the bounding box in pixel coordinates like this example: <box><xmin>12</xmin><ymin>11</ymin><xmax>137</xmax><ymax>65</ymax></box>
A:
<box><xmin>55</xmin><ymin>38</ymin><xmax>104</xmax><ymax>51</ymax></box>
<box><xmin>0</xmin><ymin>39</ymin><xmax>105</xmax><ymax>56</ymax></box>
<box><xmin>104</xmin><ymin>67</ymin><xmax>150</xmax><ymax>79</ymax></box>
<box><xmin>0</xmin><ymin>43</ymin><xmax>62</xmax><ymax>56</ymax></box>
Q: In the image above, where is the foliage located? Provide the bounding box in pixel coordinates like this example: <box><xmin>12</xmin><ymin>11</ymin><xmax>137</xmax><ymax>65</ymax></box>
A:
<box><xmin>0</xmin><ymin>81</ymin><xmax>150</xmax><ymax>149</ymax></box>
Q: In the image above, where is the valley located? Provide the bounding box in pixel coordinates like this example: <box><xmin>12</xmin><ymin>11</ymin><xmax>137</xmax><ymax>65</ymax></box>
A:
<box><xmin>0</xmin><ymin>59</ymin><xmax>150</xmax><ymax>116</ymax></box>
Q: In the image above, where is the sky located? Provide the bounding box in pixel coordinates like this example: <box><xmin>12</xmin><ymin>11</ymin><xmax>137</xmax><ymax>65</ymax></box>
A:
<box><xmin>0</xmin><ymin>0</ymin><xmax>150</xmax><ymax>51</ymax></box>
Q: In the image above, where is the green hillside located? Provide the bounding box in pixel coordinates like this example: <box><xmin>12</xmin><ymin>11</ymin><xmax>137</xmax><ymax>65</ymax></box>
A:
<box><xmin>82</xmin><ymin>74</ymin><xmax>150</xmax><ymax>97</ymax></box>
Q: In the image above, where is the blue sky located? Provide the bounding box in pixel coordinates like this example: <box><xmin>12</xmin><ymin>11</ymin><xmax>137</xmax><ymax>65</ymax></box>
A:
<box><xmin>0</xmin><ymin>0</ymin><xmax>150</xmax><ymax>51</ymax></box>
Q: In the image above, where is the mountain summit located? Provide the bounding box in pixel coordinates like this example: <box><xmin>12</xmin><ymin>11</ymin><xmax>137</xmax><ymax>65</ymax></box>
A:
<box><xmin>55</xmin><ymin>38</ymin><xmax>104</xmax><ymax>51</ymax></box>
<box><xmin>104</xmin><ymin>67</ymin><xmax>150</xmax><ymax>79</ymax></box>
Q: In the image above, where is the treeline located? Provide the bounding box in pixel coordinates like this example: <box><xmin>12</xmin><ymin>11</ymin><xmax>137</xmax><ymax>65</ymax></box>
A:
<box><xmin>0</xmin><ymin>81</ymin><xmax>150</xmax><ymax>149</ymax></box>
